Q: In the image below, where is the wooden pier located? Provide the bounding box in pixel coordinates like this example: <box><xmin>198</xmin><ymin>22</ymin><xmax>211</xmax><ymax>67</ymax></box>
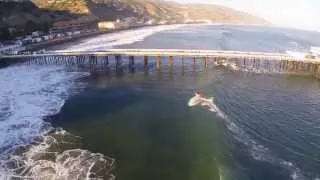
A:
<box><xmin>1</xmin><ymin>49</ymin><xmax>320</xmax><ymax>77</ymax></box>
<box><xmin>0</xmin><ymin>49</ymin><xmax>316</xmax><ymax>61</ymax></box>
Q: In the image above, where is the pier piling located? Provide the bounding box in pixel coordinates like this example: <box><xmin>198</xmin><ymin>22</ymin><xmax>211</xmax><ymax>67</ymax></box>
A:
<box><xmin>144</xmin><ymin>56</ymin><xmax>148</xmax><ymax>68</ymax></box>
<box><xmin>169</xmin><ymin>56</ymin><xmax>174</xmax><ymax>68</ymax></box>
<box><xmin>115</xmin><ymin>55</ymin><xmax>121</xmax><ymax>70</ymax></box>
<box><xmin>156</xmin><ymin>56</ymin><xmax>162</xmax><ymax>70</ymax></box>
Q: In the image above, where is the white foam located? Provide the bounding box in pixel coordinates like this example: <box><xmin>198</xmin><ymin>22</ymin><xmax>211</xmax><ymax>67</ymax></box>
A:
<box><xmin>1</xmin><ymin>129</ymin><xmax>115</xmax><ymax>179</ymax></box>
<box><xmin>0</xmin><ymin>64</ymin><xmax>90</xmax><ymax>176</ymax></box>
<box><xmin>60</xmin><ymin>25</ymin><xmax>185</xmax><ymax>52</ymax></box>
<box><xmin>188</xmin><ymin>94</ymin><xmax>306</xmax><ymax>179</ymax></box>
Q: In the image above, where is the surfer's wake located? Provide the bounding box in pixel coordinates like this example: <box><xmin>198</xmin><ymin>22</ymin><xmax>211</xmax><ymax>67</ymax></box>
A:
<box><xmin>187</xmin><ymin>91</ymin><xmax>305</xmax><ymax>179</ymax></box>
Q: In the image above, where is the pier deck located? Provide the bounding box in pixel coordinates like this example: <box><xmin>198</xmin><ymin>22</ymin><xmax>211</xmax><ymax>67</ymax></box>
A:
<box><xmin>1</xmin><ymin>49</ymin><xmax>320</xmax><ymax>77</ymax></box>
<box><xmin>0</xmin><ymin>49</ymin><xmax>318</xmax><ymax>63</ymax></box>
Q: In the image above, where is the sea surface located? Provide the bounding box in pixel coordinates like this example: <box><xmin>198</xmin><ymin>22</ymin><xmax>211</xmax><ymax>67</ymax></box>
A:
<box><xmin>1</xmin><ymin>25</ymin><xmax>320</xmax><ymax>180</ymax></box>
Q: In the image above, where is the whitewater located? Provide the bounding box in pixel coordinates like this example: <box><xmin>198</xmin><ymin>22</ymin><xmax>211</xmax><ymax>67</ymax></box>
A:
<box><xmin>0</xmin><ymin>25</ymin><xmax>183</xmax><ymax>179</ymax></box>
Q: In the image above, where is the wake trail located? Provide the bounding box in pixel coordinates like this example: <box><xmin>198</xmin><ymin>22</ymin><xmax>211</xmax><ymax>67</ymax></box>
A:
<box><xmin>188</xmin><ymin>94</ymin><xmax>307</xmax><ymax>180</ymax></box>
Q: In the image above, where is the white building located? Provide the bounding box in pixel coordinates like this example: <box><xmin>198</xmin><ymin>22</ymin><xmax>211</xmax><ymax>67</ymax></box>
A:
<box><xmin>145</xmin><ymin>20</ymin><xmax>154</xmax><ymax>25</ymax></box>
<box><xmin>32</xmin><ymin>31</ymin><xmax>40</xmax><ymax>37</ymax></box>
<box><xmin>0</xmin><ymin>44</ymin><xmax>25</xmax><ymax>55</ymax></box>
<box><xmin>33</xmin><ymin>37</ymin><xmax>42</xmax><ymax>43</ymax></box>
<box><xmin>73</xmin><ymin>31</ymin><xmax>81</xmax><ymax>35</ymax></box>
<box><xmin>42</xmin><ymin>36</ymin><xmax>49</xmax><ymax>41</ymax></box>
<box><xmin>98</xmin><ymin>21</ymin><xmax>116</xmax><ymax>30</ymax></box>
<box><xmin>310</xmin><ymin>46</ymin><xmax>320</xmax><ymax>57</ymax></box>
<box><xmin>66</xmin><ymin>32</ymin><xmax>73</xmax><ymax>36</ymax></box>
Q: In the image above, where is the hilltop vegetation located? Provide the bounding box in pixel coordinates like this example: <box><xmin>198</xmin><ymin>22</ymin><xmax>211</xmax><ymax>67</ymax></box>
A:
<box><xmin>0</xmin><ymin>0</ymin><xmax>269</xmax><ymax>39</ymax></box>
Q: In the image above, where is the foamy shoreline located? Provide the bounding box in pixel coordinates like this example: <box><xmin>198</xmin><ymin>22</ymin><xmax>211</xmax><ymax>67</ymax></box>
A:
<box><xmin>56</xmin><ymin>24</ymin><xmax>186</xmax><ymax>52</ymax></box>
<box><xmin>1</xmin><ymin>129</ymin><xmax>115</xmax><ymax>179</ymax></box>
<box><xmin>0</xmin><ymin>64</ymin><xmax>116</xmax><ymax>179</ymax></box>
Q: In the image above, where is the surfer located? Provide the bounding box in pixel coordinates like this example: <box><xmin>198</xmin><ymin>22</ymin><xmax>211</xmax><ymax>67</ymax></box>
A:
<box><xmin>188</xmin><ymin>91</ymin><xmax>217</xmax><ymax>112</ymax></box>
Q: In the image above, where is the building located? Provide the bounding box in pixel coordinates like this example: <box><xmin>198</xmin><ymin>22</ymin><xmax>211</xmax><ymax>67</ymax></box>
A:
<box><xmin>51</xmin><ymin>21</ymin><xmax>77</xmax><ymax>33</ymax></box>
<box><xmin>310</xmin><ymin>46</ymin><xmax>320</xmax><ymax>58</ymax></box>
<box><xmin>145</xmin><ymin>20</ymin><xmax>154</xmax><ymax>25</ymax></box>
<box><xmin>51</xmin><ymin>16</ymin><xmax>96</xmax><ymax>33</ymax></box>
<box><xmin>98</xmin><ymin>21</ymin><xmax>116</xmax><ymax>31</ymax></box>
<box><xmin>32</xmin><ymin>31</ymin><xmax>40</xmax><ymax>37</ymax></box>
<box><xmin>0</xmin><ymin>44</ymin><xmax>25</xmax><ymax>55</ymax></box>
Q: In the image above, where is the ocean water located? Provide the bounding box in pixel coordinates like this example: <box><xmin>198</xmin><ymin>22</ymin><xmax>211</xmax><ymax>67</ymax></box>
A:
<box><xmin>1</xmin><ymin>25</ymin><xmax>320</xmax><ymax>180</ymax></box>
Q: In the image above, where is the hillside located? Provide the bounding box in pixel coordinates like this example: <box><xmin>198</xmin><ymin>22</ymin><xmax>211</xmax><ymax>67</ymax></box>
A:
<box><xmin>0</xmin><ymin>0</ymin><xmax>269</xmax><ymax>39</ymax></box>
<box><xmin>32</xmin><ymin>0</ymin><xmax>268</xmax><ymax>23</ymax></box>
<box><xmin>171</xmin><ymin>3</ymin><xmax>268</xmax><ymax>24</ymax></box>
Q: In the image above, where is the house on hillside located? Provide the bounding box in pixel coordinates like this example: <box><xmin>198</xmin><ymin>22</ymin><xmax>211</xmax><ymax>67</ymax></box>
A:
<box><xmin>51</xmin><ymin>21</ymin><xmax>74</xmax><ymax>33</ymax></box>
<box><xmin>97</xmin><ymin>21</ymin><xmax>116</xmax><ymax>31</ymax></box>
<box><xmin>0</xmin><ymin>44</ymin><xmax>25</xmax><ymax>55</ymax></box>
<box><xmin>32</xmin><ymin>31</ymin><xmax>39</xmax><ymax>37</ymax></box>
<box><xmin>51</xmin><ymin>17</ymin><xmax>95</xmax><ymax>33</ymax></box>
<box><xmin>310</xmin><ymin>46</ymin><xmax>320</xmax><ymax>58</ymax></box>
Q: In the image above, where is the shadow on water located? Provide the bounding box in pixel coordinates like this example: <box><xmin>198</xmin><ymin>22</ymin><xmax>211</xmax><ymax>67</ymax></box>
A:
<box><xmin>49</xmin><ymin>85</ymin><xmax>140</xmax><ymax>126</ymax></box>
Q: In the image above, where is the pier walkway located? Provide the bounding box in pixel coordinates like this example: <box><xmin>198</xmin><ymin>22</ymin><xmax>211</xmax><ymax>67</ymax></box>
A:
<box><xmin>1</xmin><ymin>49</ymin><xmax>320</xmax><ymax>77</ymax></box>
<box><xmin>0</xmin><ymin>49</ymin><xmax>314</xmax><ymax>62</ymax></box>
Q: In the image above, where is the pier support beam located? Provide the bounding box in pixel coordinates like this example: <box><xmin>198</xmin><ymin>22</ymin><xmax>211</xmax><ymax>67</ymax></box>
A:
<box><xmin>181</xmin><ymin>56</ymin><xmax>185</xmax><ymax>75</ymax></box>
<box><xmin>144</xmin><ymin>56</ymin><xmax>148</xmax><ymax>68</ymax></box>
<box><xmin>129</xmin><ymin>56</ymin><xmax>135</xmax><ymax>73</ymax></box>
<box><xmin>156</xmin><ymin>56</ymin><xmax>162</xmax><ymax>70</ymax></box>
<box><xmin>115</xmin><ymin>55</ymin><xmax>121</xmax><ymax>70</ymax></box>
<box><xmin>104</xmin><ymin>56</ymin><xmax>109</xmax><ymax>66</ymax></box>
<box><xmin>169</xmin><ymin>56</ymin><xmax>174</xmax><ymax>68</ymax></box>
<box><xmin>129</xmin><ymin>56</ymin><xmax>134</xmax><ymax>67</ymax></box>
<box><xmin>204</xmin><ymin>57</ymin><xmax>208</xmax><ymax>69</ymax></box>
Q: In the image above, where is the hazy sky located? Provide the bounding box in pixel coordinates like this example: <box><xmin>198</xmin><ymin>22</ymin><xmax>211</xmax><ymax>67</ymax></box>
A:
<box><xmin>175</xmin><ymin>0</ymin><xmax>319</xmax><ymax>32</ymax></box>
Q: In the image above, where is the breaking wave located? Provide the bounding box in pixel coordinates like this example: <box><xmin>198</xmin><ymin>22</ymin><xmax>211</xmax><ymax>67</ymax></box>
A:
<box><xmin>60</xmin><ymin>24</ymin><xmax>185</xmax><ymax>52</ymax></box>
<box><xmin>0</xmin><ymin>64</ymin><xmax>114</xmax><ymax>179</ymax></box>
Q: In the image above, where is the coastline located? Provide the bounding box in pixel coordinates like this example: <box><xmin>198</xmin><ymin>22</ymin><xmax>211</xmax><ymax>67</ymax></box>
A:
<box><xmin>28</xmin><ymin>24</ymin><xmax>182</xmax><ymax>52</ymax></box>
<box><xmin>25</xmin><ymin>25</ymin><xmax>148</xmax><ymax>52</ymax></box>
<box><xmin>33</xmin><ymin>23</ymin><xmax>302</xmax><ymax>52</ymax></box>
<box><xmin>28</xmin><ymin>23</ymin><xmax>267</xmax><ymax>51</ymax></box>
<box><xmin>22</xmin><ymin>22</ymin><xmax>292</xmax><ymax>52</ymax></box>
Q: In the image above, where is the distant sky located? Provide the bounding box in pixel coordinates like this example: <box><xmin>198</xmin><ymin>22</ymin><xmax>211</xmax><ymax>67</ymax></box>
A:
<box><xmin>174</xmin><ymin>0</ymin><xmax>319</xmax><ymax>32</ymax></box>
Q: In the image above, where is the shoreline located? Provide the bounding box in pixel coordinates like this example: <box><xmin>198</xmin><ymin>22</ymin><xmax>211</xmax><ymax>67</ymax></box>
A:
<box><xmin>11</xmin><ymin>23</ymin><xmax>320</xmax><ymax>53</ymax></box>
<box><xmin>28</xmin><ymin>24</ymin><xmax>181</xmax><ymax>52</ymax></box>
<box><xmin>26</xmin><ymin>22</ymin><xmax>309</xmax><ymax>52</ymax></box>
<box><xmin>29</xmin><ymin>23</ymin><xmax>272</xmax><ymax>52</ymax></box>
